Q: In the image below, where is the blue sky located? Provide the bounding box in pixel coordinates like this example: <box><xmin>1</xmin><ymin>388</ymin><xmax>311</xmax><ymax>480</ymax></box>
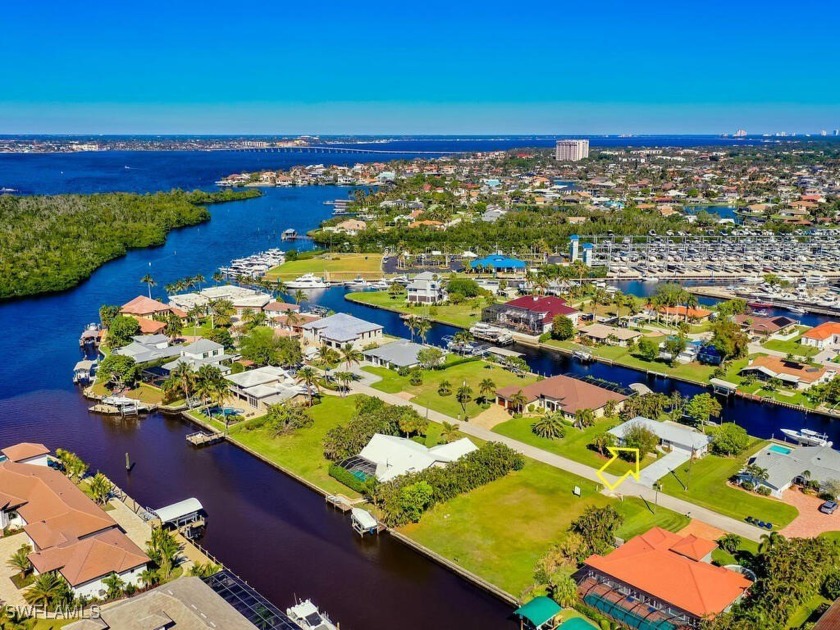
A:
<box><xmin>2</xmin><ymin>1</ymin><xmax>838</xmax><ymax>134</ymax></box>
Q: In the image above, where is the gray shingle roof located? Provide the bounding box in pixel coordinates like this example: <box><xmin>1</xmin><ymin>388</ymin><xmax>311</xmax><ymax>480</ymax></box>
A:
<box><xmin>363</xmin><ymin>341</ymin><xmax>427</xmax><ymax>367</ymax></box>
<box><xmin>302</xmin><ymin>313</ymin><xmax>382</xmax><ymax>343</ymax></box>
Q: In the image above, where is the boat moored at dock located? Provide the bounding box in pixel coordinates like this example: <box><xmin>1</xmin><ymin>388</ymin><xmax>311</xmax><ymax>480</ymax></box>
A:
<box><xmin>780</xmin><ymin>428</ymin><xmax>833</xmax><ymax>447</ymax></box>
<box><xmin>286</xmin><ymin>599</ymin><xmax>338</xmax><ymax>630</ymax></box>
<box><xmin>286</xmin><ymin>274</ymin><xmax>329</xmax><ymax>289</ymax></box>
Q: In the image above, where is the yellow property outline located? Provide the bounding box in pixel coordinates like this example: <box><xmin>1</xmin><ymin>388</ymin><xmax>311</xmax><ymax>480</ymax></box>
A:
<box><xmin>596</xmin><ymin>447</ymin><xmax>640</xmax><ymax>491</ymax></box>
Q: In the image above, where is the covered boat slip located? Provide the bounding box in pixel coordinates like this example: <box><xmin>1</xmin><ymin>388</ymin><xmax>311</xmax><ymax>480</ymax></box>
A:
<box><xmin>513</xmin><ymin>596</ymin><xmax>562</xmax><ymax>629</ymax></box>
<box><xmin>152</xmin><ymin>497</ymin><xmax>205</xmax><ymax>537</ymax></box>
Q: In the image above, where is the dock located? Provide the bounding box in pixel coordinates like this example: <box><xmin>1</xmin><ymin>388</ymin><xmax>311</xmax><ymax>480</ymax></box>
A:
<box><xmin>186</xmin><ymin>431</ymin><xmax>225</xmax><ymax>447</ymax></box>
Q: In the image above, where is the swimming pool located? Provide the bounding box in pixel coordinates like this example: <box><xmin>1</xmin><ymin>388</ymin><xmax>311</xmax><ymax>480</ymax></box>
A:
<box><xmin>769</xmin><ymin>444</ymin><xmax>792</xmax><ymax>455</ymax></box>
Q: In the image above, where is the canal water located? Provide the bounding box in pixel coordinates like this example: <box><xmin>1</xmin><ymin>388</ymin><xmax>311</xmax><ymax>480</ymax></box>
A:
<box><xmin>1</xmin><ymin>145</ymin><xmax>837</xmax><ymax>629</ymax></box>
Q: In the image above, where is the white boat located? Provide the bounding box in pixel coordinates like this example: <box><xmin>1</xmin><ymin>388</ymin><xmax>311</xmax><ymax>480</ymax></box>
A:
<box><xmin>780</xmin><ymin>428</ymin><xmax>832</xmax><ymax>447</ymax></box>
<box><xmin>787</xmin><ymin>306</ymin><xmax>806</xmax><ymax>314</ymax></box>
<box><xmin>281</xmin><ymin>228</ymin><xmax>299</xmax><ymax>241</ymax></box>
<box><xmin>286</xmin><ymin>599</ymin><xmax>337</xmax><ymax>630</ymax></box>
<box><xmin>344</xmin><ymin>276</ymin><xmax>369</xmax><ymax>289</ymax></box>
<box><xmin>286</xmin><ymin>274</ymin><xmax>328</xmax><ymax>289</ymax></box>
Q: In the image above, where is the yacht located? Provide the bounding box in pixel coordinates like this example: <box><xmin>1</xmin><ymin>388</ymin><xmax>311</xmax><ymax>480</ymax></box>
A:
<box><xmin>286</xmin><ymin>599</ymin><xmax>337</xmax><ymax>630</ymax></box>
<box><xmin>344</xmin><ymin>276</ymin><xmax>369</xmax><ymax>289</ymax></box>
<box><xmin>780</xmin><ymin>428</ymin><xmax>832</xmax><ymax>447</ymax></box>
<box><xmin>787</xmin><ymin>306</ymin><xmax>806</xmax><ymax>314</ymax></box>
<box><xmin>286</xmin><ymin>274</ymin><xmax>328</xmax><ymax>289</ymax></box>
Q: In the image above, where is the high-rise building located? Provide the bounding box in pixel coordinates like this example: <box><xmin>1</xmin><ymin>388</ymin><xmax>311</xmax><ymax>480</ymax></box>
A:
<box><xmin>555</xmin><ymin>139</ymin><xmax>589</xmax><ymax>161</ymax></box>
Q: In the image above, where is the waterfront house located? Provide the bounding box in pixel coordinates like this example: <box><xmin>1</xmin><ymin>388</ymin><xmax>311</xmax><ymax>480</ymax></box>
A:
<box><xmin>0</xmin><ymin>447</ymin><xmax>149</xmax><ymax>598</ymax></box>
<box><xmin>344</xmin><ymin>433</ymin><xmax>477</xmax><ymax>482</ymax></box>
<box><xmin>496</xmin><ymin>374</ymin><xmax>628</xmax><ymax>418</ymax></box>
<box><xmin>482</xmin><ymin>295</ymin><xmax>580</xmax><ymax>337</ymax></box>
<box><xmin>577</xmin><ymin>527</ymin><xmax>751</xmax><ymax>628</ymax></box>
<box><xmin>469</xmin><ymin>254</ymin><xmax>527</xmax><ymax>275</ymax></box>
<box><xmin>161</xmin><ymin>338</ymin><xmax>235</xmax><ymax>375</ymax></box>
<box><xmin>225</xmin><ymin>366</ymin><xmax>307</xmax><ymax>411</ymax></box>
<box><xmin>579</xmin><ymin>323</ymin><xmax>641</xmax><ymax>347</ymax></box>
<box><xmin>733</xmin><ymin>314</ymin><xmax>798</xmax><ymax>339</ymax></box>
<box><xmin>301</xmin><ymin>313</ymin><xmax>383</xmax><ymax>350</ymax></box>
<box><xmin>739</xmin><ymin>355</ymin><xmax>833</xmax><ymax>390</ymax></box>
<box><xmin>0</xmin><ymin>442</ymin><xmax>50</xmax><ymax>466</ymax></box>
<box><xmin>362</xmin><ymin>340</ymin><xmax>434</xmax><ymax>370</ymax></box>
<box><xmin>114</xmin><ymin>334</ymin><xmax>183</xmax><ymax>364</ymax></box>
<box><xmin>801</xmin><ymin>321</ymin><xmax>840</xmax><ymax>351</ymax></box>
<box><xmin>65</xmin><ymin>576</ymin><xmax>257</xmax><ymax>630</ymax></box>
<box><xmin>656</xmin><ymin>305</ymin><xmax>713</xmax><ymax>324</ymax></box>
<box><xmin>121</xmin><ymin>295</ymin><xmax>185</xmax><ymax>320</ymax></box>
<box><xmin>169</xmin><ymin>285</ymin><xmax>271</xmax><ymax>316</ymax></box>
<box><xmin>406</xmin><ymin>272</ymin><xmax>447</xmax><ymax>305</ymax></box>
<box><xmin>609</xmin><ymin>417</ymin><xmax>712</xmax><ymax>457</ymax></box>
<box><xmin>741</xmin><ymin>443</ymin><xmax>840</xmax><ymax>498</ymax></box>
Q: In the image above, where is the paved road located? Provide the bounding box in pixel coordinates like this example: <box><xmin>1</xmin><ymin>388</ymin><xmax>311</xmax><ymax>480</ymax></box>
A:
<box><xmin>348</xmin><ymin>365</ymin><xmax>767</xmax><ymax>542</ymax></box>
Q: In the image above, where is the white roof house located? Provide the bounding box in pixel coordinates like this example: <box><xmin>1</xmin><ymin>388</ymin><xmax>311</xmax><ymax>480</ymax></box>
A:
<box><xmin>609</xmin><ymin>417</ymin><xmax>712</xmax><ymax>455</ymax></box>
<box><xmin>362</xmin><ymin>340</ymin><xmax>433</xmax><ymax>369</ymax></box>
<box><xmin>747</xmin><ymin>444</ymin><xmax>840</xmax><ymax>497</ymax></box>
<box><xmin>115</xmin><ymin>336</ymin><xmax>182</xmax><ymax>364</ymax></box>
<box><xmin>225</xmin><ymin>366</ymin><xmax>305</xmax><ymax>409</ymax></box>
<box><xmin>358</xmin><ymin>434</ymin><xmax>477</xmax><ymax>482</ymax></box>
<box><xmin>302</xmin><ymin>313</ymin><xmax>382</xmax><ymax>349</ymax></box>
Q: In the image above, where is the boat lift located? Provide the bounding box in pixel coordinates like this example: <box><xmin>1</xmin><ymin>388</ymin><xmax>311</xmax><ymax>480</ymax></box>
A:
<box><xmin>151</xmin><ymin>497</ymin><xmax>206</xmax><ymax>539</ymax></box>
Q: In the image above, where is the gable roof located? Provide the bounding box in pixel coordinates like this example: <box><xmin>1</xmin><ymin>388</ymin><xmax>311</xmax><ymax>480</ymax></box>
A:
<box><xmin>584</xmin><ymin>527</ymin><xmax>751</xmax><ymax>618</ymax></box>
<box><xmin>496</xmin><ymin>374</ymin><xmax>627</xmax><ymax>413</ymax></box>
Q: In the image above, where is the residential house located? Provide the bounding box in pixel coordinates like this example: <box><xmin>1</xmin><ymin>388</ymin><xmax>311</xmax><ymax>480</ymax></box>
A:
<box><xmin>0</xmin><ymin>443</ymin><xmax>50</xmax><ymax>467</ymax></box>
<box><xmin>362</xmin><ymin>340</ymin><xmax>435</xmax><ymax>370</ymax></box>
<box><xmin>482</xmin><ymin>295</ymin><xmax>580</xmax><ymax>337</ymax></box>
<box><xmin>114</xmin><ymin>334</ymin><xmax>183</xmax><ymax>364</ymax></box>
<box><xmin>344</xmin><ymin>433</ymin><xmax>477</xmax><ymax>482</ymax></box>
<box><xmin>302</xmin><ymin>313</ymin><xmax>383</xmax><ymax>349</ymax></box>
<box><xmin>742</xmin><ymin>443</ymin><xmax>840</xmax><ymax>498</ymax></box>
<box><xmin>0</xmin><ymin>448</ymin><xmax>148</xmax><ymax>598</ymax></box>
<box><xmin>121</xmin><ymin>296</ymin><xmax>185</xmax><ymax>320</ymax></box>
<box><xmin>739</xmin><ymin>355</ymin><xmax>833</xmax><ymax>390</ymax></box>
<box><xmin>333</xmin><ymin>219</ymin><xmax>367</xmax><ymax>235</ymax></box>
<box><xmin>66</xmin><ymin>576</ymin><xmax>258</xmax><ymax>630</ymax></box>
<box><xmin>655</xmin><ymin>305</ymin><xmax>713</xmax><ymax>324</ymax></box>
<box><xmin>161</xmin><ymin>338</ymin><xmax>234</xmax><ymax>375</ymax></box>
<box><xmin>406</xmin><ymin>272</ymin><xmax>447</xmax><ymax>305</ymax></box>
<box><xmin>577</xmin><ymin>527</ymin><xmax>751</xmax><ymax>628</ymax></box>
<box><xmin>609</xmin><ymin>417</ymin><xmax>712</xmax><ymax>456</ymax></box>
<box><xmin>801</xmin><ymin>322</ymin><xmax>840</xmax><ymax>351</ymax></box>
<box><xmin>225</xmin><ymin>366</ymin><xmax>306</xmax><ymax>411</ymax></box>
<box><xmin>579</xmin><ymin>323</ymin><xmax>642</xmax><ymax>347</ymax></box>
<box><xmin>496</xmin><ymin>374</ymin><xmax>628</xmax><ymax>419</ymax></box>
<box><xmin>733</xmin><ymin>314</ymin><xmax>798</xmax><ymax>339</ymax></box>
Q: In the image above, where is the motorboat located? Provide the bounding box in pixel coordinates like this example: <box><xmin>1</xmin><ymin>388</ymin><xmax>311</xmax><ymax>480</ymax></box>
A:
<box><xmin>286</xmin><ymin>599</ymin><xmax>337</xmax><ymax>630</ymax></box>
<box><xmin>787</xmin><ymin>306</ymin><xmax>806</xmax><ymax>314</ymax></box>
<box><xmin>469</xmin><ymin>323</ymin><xmax>514</xmax><ymax>345</ymax></box>
<box><xmin>286</xmin><ymin>274</ymin><xmax>328</xmax><ymax>289</ymax></box>
<box><xmin>780</xmin><ymin>428</ymin><xmax>832</xmax><ymax>447</ymax></box>
<box><xmin>344</xmin><ymin>276</ymin><xmax>369</xmax><ymax>289</ymax></box>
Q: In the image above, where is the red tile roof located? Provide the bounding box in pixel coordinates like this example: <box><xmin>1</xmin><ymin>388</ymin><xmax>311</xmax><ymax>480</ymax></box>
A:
<box><xmin>120</xmin><ymin>296</ymin><xmax>171</xmax><ymax>316</ymax></box>
<box><xmin>496</xmin><ymin>374</ymin><xmax>627</xmax><ymax>413</ymax></box>
<box><xmin>135</xmin><ymin>317</ymin><xmax>167</xmax><ymax>334</ymax></box>
<box><xmin>803</xmin><ymin>322</ymin><xmax>840</xmax><ymax>341</ymax></box>
<box><xmin>505</xmin><ymin>295</ymin><xmax>578</xmax><ymax>322</ymax></box>
<box><xmin>1</xmin><ymin>443</ymin><xmax>49</xmax><ymax>462</ymax></box>
<box><xmin>584</xmin><ymin>528</ymin><xmax>751</xmax><ymax>619</ymax></box>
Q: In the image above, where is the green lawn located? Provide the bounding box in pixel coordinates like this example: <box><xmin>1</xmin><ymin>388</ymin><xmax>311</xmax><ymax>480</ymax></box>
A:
<box><xmin>90</xmin><ymin>381</ymin><xmax>166</xmax><ymax>404</ymax></box>
<box><xmin>266</xmin><ymin>253</ymin><xmax>383</xmax><ymax>281</ymax></box>
<box><xmin>492</xmin><ymin>415</ymin><xmax>655</xmax><ymax>475</ymax></box>
<box><xmin>401</xmin><ymin>459</ymin><xmax>689</xmax><ymax>596</ymax></box>
<box><xmin>226</xmin><ymin>396</ymin><xmax>363</xmax><ymax>496</ymax></box>
<box><xmin>657</xmin><ymin>439</ymin><xmax>798</xmax><ymax>527</ymax></box>
<box><xmin>761</xmin><ymin>328</ymin><xmax>819</xmax><ymax>359</ymax></box>
<box><xmin>710</xmin><ymin>537</ymin><xmax>759</xmax><ymax>566</ymax></box>
<box><xmin>363</xmin><ymin>359</ymin><xmax>537</xmax><ymax>419</ymax></box>
<box><xmin>346</xmin><ymin>290</ymin><xmax>484</xmax><ymax>328</ymax></box>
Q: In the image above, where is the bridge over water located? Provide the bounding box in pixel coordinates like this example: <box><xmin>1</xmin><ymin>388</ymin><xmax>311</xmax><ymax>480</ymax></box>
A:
<box><xmin>215</xmin><ymin>145</ymin><xmax>463</xmax><ymax>156</ymax></box>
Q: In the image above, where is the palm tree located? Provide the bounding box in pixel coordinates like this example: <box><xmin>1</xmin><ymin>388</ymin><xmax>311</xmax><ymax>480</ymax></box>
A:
<box><xmin>212</xmin><ymin>271</ymin><xmax>224</xmax><ymax>285</ymax></box>
<box><xmin>439</xmin><ymin>421</ymin><xmax>460</xmax><ymax>443</ymax></box>
<box><xmin>590</xmin><ymin>432</ymin><xmax>615</xmax><ymax>457</ymax></box>
<box><xmin>415</xmin><ymin>318</ymin><xmax>432</xmax><ymax>344</ymax></box>
<box><xmin>404</xmin><ymin>316</ymin><xmax>418</xmax><ymax>341</ymax></box>
<box><xmin>7</xmin><ymin>543</ymin><xmax>31</xmax><ymax>577</ymax></box>
<box><xmin>297</xmin><ymin>367</ymin><xmax>318</xmax><ymax>407</ymax></box>
<box><xmin>759</xmin><ymin>531</ymin><xmax>784</xmax><ymax>554</ymax></box>
<box><xmin>140</xmin><ymin>274</ymin><xmax>156</xmax><ymax>299</ymax></box>
<box><xmin>334</xmin><ymin>371</ymin><xmax>353</xmax><ymax>396</ymax></box>
<box><xmin>456</xmin><ymin>383</ymin><xmax>473</xmax><ymax>419</ymax></box>
<box><xmin>138</xmin><ymin>567</ymin><xmax>159</xmax><ymax>588</ymax></box>
<box><xmin>478</xmin><ymin>378</ymin><xmax>496</xmax><ymax>403</ymax></box>
<box><xmin>340</xmin><ymin>343</ymin><xmax>363</xmax><ymax>370</ymax></box>
<box><xmin>437</xmin><ymin>379</ymin><xmax>452</xmax><ymax>396</ymax></box>
<box><xmin>24</xmin><ymin>571</ymin><xmax>66</xmax><ymax>606</ymax></box>
<box><xmin>102</xmin><ymin>572</ymin><xmax>126</xmax><ymax>600</ymax></box>
<box><xmin>574</xmin><ymin>408</ymin><xmax>596</xmax><ymax>429</ymax></box>
<box><xmin>88</xmin><ymin>472</ymin><xmax>113</xmax><ymax>505</ymax></box>
<box><xmin>532</xmin><ymin>413</ymin><xmax>565</xmax><ymax>439</ymax></box>
<box><xmin>193</xmin><ymin>274</ymin><xmax>205</xmax><ymax>291</ymax></box>
<box><xmin>169</xmin><ymin>362</ymin><xmax>197</xmax><ymax>408</ymax></box>
<box><xmin>508</xmin><ymin>390</ymin><xmax>528</xmax><ymax>413</ymax></box>
<box><xmin>293</xmin><ymin>289</ymin><xmax>306</xmax><ymax>305</ymax></box>
<box><xmin>208</xmin><ymin>299</ymin><xmax>234</xmax><ymax>328</ymax></box>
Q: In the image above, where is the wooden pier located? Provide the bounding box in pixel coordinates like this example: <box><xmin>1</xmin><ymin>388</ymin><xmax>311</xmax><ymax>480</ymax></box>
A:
<box><xmin>186</xmin><ymin>431</ymin><xmax>225</xmax><ymax>447</ymax></box>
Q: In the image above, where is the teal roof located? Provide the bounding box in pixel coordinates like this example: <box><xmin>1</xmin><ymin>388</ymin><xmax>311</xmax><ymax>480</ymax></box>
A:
<box><xmin>514</xmin><ymin>596</ymin><xmax>562</xmax><ymax>628</ymax></box>
<box><xmin>470</xmin><ymin>255</ymin><xmax>526</xmax><ymax>269</ymax></box>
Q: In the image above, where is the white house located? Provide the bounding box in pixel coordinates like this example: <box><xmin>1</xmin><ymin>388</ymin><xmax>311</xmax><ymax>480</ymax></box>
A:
<box><xmin>114</xmin><ymin>334</ymin><xmax>182</xmax><ymax>364</ymax></box>
<box><xmin>356</xmin><ymin>434</ymin><xmax>477</xmax><ymax>482</ymax></box>
<box><xmin>744</xmin><ymin>444</ymin><xmax>840</xmax><ymax>498</ymax></box>
<box><xmin>609</xmin><ymin>417</ymin><xmax>712</xmax><ymax>456</ymax></box>
<box><xmin>162</xmin><ymin>338</ymin><xmax>234</xmax><ymax>374</ymax></box>
<box><xmin>0</xmin><ymin>443</ymin><xmax>50</xmax><ymax>467</ymax></box>
<box><xmin>406</xmin><ymin>272</ymin><xmax>447</xmax><ymax>305</ymax></box>
<box><xmin>301</xmin><ymin>313</ymin><xmax>383</xmax><ymax>349</ymax></box>
<box><xmin>801</xmin><ymin>322</ymin><xmax>840</xmax><ymax>351</ymax></box>
<box><xmin>225</xmin><ymin>366</ymin><xmax>307</xmax><ymax>410</ymax></box>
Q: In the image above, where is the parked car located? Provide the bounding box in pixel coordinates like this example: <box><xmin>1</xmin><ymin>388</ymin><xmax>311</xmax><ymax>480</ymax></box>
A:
<box><xmin>819</xmin><ymin>501</ymin><xmax>838</xmax><ymax>515</ymax></box>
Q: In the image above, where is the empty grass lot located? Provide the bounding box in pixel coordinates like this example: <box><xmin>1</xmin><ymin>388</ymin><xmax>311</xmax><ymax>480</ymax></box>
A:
<box><xmin>363</xmin><ymin>359</ymin><xmax>537</xmax><ymax>419</ymax></box>
<box><xmin>266</xmin><ymin>253</ymin><xmax>382</xmax><ymax>282</ymax></box>
<box><xmin>401</xmin><ymin>459</ymin><xmax>689</xmax><ymax>596</ymax></box>
<box><xmin>657</xmin><ymin>439</ymin><xmax>798</xmax><ymax>527</ymax></box>
<box><xmin>346</xmin><ymin>290</ymin><xmax>484</xmax><ymax>329</ymax></box>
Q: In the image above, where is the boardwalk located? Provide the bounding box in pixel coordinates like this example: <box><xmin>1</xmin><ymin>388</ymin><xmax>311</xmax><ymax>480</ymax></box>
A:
<box><xmin>347</xmin><ymin>366</ymin><xmax>767</xmax><ymax>542</ymax></box>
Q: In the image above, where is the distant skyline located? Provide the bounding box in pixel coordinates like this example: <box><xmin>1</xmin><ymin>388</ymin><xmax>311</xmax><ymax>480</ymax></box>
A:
<box><xmin>3</xmin><ymin>1</ymin><xmax>839</xmax><ymax>134</ymax></box>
